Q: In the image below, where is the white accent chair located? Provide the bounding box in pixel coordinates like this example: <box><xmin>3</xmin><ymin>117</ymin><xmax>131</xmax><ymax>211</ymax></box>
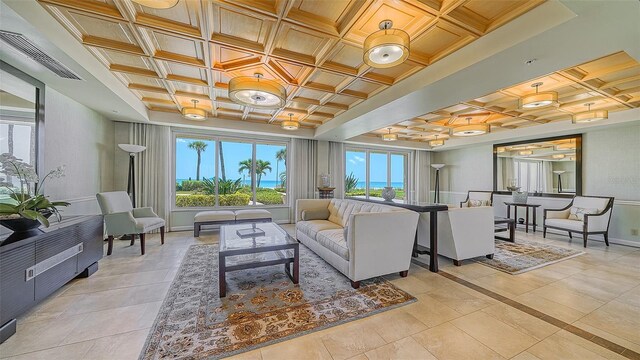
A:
<box><xmin>295</xmin><ymin>199</ymin><xmax>419</xmax><ymax>288</ymax></box>
<box><xmin>543</xmin><ymin>196</ymin><xmax>614</xmax><ymax>247</ymax></box>
<box><xmin>96</xmin><ymin>191</ymin><xmax>165</xmax><ymax>255</ymax></box>
<box><xmin>437</xmin><ymin>206</ymin><xmax>495</xmax><ymax>266</ymax></box>
<box><xmin>460</xmin><ymin>190</ymin><xmax>494</xmax><ymax>208</ymax></box>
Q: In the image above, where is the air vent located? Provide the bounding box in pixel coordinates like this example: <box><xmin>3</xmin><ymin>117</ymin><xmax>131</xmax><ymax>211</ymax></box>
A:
<box><xmin>0</xmin><ymin>30</ymin><xmax>82</xmax><ymax>80</ymax></box>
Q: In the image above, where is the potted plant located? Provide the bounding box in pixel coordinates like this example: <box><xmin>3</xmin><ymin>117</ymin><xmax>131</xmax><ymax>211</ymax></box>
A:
<box><xmin>0</xmin><ymin>153</ymin><xmax>70</xmax><ymax>233</ymax></box>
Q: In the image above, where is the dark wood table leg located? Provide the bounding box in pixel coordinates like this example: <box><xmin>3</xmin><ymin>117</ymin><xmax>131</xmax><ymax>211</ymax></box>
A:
<box><xmin>412</xmin><ymin>230</ymin><xmax>419</xmax><ymax>258</ymax></box>
<box><xmin>533</xmin><ymin>208</ymin><xmax>537</xmax><ymax>233</ymax></box>
<box><xmin>293</xmin><ymin>245</ymin><xmax>299</xmax><ymax>284</ymax></box>
<box><xmin>525</xmin><ymin>206</ymin><xmax>529</xmax><ymax>233</ymax></box>
<box><xmin>219</xmin><ymin>254</ymin><xmax>226</xmax><ymax>297</ymax></box>
<box><xmin>506</xmin><ymin>205</ymin><xmax>510</xmax><ymax>219</ymax></box>
<box><xmin>429</xmin><ymin>211</ymin><xmax>438</xmax><ymax>273</ymax></box>
<box><xmin>510</xmin><ymin>221</ymin><xmax>515</xmax><ymax>242</ymax></box>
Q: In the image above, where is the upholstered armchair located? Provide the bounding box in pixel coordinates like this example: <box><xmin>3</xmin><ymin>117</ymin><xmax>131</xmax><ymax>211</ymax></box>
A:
<box><xmin>96</xmin><ymin>191</ymin><xmax>165</xmax><ymax>255</ymax></box>
<box><xmin>438</xmin><ymin>206</ymin><xmax>495</xmax><ymax>266</ymax></box>
<box><xmin>460</xmin><ymin>190</ymin><xmax>494</xmax><ymax>208</ymax></box>
<box><xmin>543</xmin><ymin>196</ymin><xmax>614</xmax><ymax>247</ymax></box>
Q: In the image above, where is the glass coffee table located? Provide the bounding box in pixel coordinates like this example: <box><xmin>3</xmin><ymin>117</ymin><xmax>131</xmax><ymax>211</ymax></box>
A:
<box><xmin>218</xmin><ymin>222</ymin><xmax>299</xmax><ymax>297</ymax></box>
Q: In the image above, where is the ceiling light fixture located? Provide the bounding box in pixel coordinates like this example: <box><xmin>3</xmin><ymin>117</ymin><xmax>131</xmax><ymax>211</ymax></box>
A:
<box><xmin>182</xmin><ymin>99</ymin><xmax>206</xmax><ymax>120</ymax></box>
<box><xmin>496</xmin><ymin>147</ymin><xmax>506</xmax><ymax>153</ymax></box>
<box><xmin>131</xmin><ymin>0</ymin><xmax>179</xmax><ymax>9</ymax></box>
<box><xmin>381</xmin><ymin>128</ymin><xmax>398</xmax><ymax>141</ymax></box>
<box><xmin>552</xmin><ymin>154</ymin><xmax>566</xmax><ymax>159</ymax></box>
<box><xmin>363</xmin><ymin>20</ymin><xmax>410</xmax><ymax>69</ymax></box>
<box><xmin>451</xmin><ymin>117</ymin><xmax>489</xmax><ymax>137</ymax></box>
<box><xmin>519</xmin><ymin>150</ymin><xmax>533</xmax><ymax>156</ymax></box>
<box><xmin>572</xmin><ymin>102</ymin><xmax>608</xmax><ymax>123</ymax></box>
<box><xmin>555</xmin><ymin>139</ymin><xmax>576</xmax><ymax>151</ymax></box>
<box><xmin>519</xmin><ymin>82</ymin><xmax>558</xmax><ymax>109</ymax></box>
<box><xmin>429</xmin><ymin>134</ymin><xmax>445</xmax><ymax>147</ymax></box>
<box><xmin>281</xmin><ymin>113</ymin><xmax>299</xmax><ymax>131</ymax></box>
<box><xmin>229</xmin><ymin>73</ymin><xmax>286</xmax><ymax>109</ymax></box>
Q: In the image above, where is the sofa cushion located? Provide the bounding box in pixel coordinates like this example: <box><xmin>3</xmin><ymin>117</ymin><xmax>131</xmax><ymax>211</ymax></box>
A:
<box><xmin>316</xmin><ymin>229</ymin><xmax>349</xmax><ymax>260</ymax></box>
<box><xmin>297</xmin><ymin>220</ymin><xmax>342</xmax><ymax>239</ymax></box>
<box><xmin>545</xmin><ymin>218</ymin><xmax>584</xmax><ymax>231</ymax></box>
<box><xmin>568</xmin><ymin>207</ymin><xmax>599</xmax><ymax>221</ymax></box>
<box><xmin>302</xmin><ymin>208</ymin><xmax>330</xmax><ymax>221</ymax></box>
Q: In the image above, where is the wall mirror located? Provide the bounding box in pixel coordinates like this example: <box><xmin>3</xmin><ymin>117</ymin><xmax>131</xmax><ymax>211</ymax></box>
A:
<box><xmin>493</xmin><ymin>134</ymin><xmax>582</xmax><ymax>197</ymax></box>
<box><xmin>0</xmin><ymin>61</ymin><xmax>45</xmax><ymax>200</ymax></box>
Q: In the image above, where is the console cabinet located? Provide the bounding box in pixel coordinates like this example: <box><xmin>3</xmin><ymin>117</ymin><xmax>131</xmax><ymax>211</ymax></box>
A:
<box><xmin>0</xmin><ymin>215</ymin><xmax>103</xmax><ymax>343</ymax></box>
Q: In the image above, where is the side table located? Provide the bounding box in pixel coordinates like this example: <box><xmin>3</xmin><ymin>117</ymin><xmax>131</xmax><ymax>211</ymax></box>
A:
<box><xmin>504</xmin><ymin>202</ymin><xmax>541</xmax><ymax>233</ymax></box>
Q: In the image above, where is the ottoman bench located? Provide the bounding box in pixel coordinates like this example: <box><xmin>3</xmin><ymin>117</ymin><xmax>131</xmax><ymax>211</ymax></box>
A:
<box><xmin>194</xmin><ymin>209</ymin><xmax>272</xmax><ymax>236</ymax></box>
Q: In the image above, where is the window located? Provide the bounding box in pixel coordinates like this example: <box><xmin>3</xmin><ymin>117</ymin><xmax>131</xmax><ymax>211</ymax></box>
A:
<box><xmin>345</xmin><ymin>148</ymin><xmax>409</xmax><ymax>203</ymax></box>
<box><xmin>174</xmin><ymin>134</ymin><xmax>288</xmax><ymax>208</ymax></box>
<box><xmin>514</xmin><ymin>160</ymin><xmax>542</xmax><ymax>193</ymax></box>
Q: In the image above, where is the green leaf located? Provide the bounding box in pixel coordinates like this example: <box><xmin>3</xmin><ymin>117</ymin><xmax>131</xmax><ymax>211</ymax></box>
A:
<box><xmin>51</xmin><ymin>201</ymin><xmax>70</xmax><ymax>207</ymax></box>
<box><xmin>20</xmin><ymin>209</ymin><xmax>40</xmax><ymax>220</ymax></box>
<box><xmin>0</xmin><ymin>203</ymin><xmax>18</xmax><ymax>213</ymax></box>
<box><xmin>36</xmin><ymin>213</ymin><xmax>50</xmax><ymax>227</ymax></box>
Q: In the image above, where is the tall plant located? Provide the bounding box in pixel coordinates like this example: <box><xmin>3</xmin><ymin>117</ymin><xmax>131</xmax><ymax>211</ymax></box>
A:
<box><xmin>275</xmin><ymin>148</ymin><xmax>286</xmax><ymax>189</ymax></box>
<box><xmin>188</xmin><ymin>141</ymin><xmax>208</xmax><ymax>181</ymax></box>
<box><xmin>238</xmin><ymin>159</ymin><xmax>252</xmax><ymax>186</ymax></box>
<box><xmin>345</xmin><ymin>172</ymin><xmax>359</xmax><ymax>193</ymax></box>
<box><xmin>255</xmin><ymin>159</ymin><xmax>272</xmax><ymax>188</ymax></box>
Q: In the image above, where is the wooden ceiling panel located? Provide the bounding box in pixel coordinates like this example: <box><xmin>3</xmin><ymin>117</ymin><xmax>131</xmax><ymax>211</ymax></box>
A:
<box><xmin>367</xmin><ymin>52</ymin><xmax>640</xmax><ymax>144</ymax></box>
<box><xmin>343</xmin><ymin>1</ymin><xmax>436</xmax><ymax>45</ymax></box>
<box><xmin>40</xmin><ymin>0</ymin><xmax>546</xmax><ymax>128</ymax></box>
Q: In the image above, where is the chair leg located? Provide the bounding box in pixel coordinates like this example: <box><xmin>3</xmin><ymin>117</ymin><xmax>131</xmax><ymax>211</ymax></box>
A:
<box><xmin>107</xmin><ymin>235</ymin><xmax>114</xmax><ymax>256</ymax></box>
<box><xmin>604</xmin><ymin>233</ymin><xmax>609</xmax><ymax>246</ymax></box>
<box><xmin>399</xmin><ymin>270</ymin><xmax>408</xmax><ymax>277</ymax></box>
<box><xmin>194</xmin><ymin>223</ymin><xmax>199</xmax><ymax>237</ymax></box>
<box><xmin>583</xmin><ymin>232</ymin><xmax>588</xmax><ymax>248</ymax></box>
<box><xmin>486</xmin><ymin>254</ymin><xmax>494</xmax><ymax>259</ymax></box>
<box><xmin>160</xmin><ymin>226</ymin><xmax>165</xmax><ymax>245</ymax></box>
<box><xmin>350</xmin><ymin>280</ymin><xmax>360</xmax><ymax>289</ymax></box>
<box><xmin>140</xmin><ymin>233</ymin><xmax>146</xmax><ymax>255</ymax></box>
<box><xmin>568</xmin><ymin>231</ymin><xmax>572</xmax><ymax>239</ymax></box>
<box><xmin>453</xmin><ymin>260</ymin><xmax>463</xmax><ymax>266</ymax></box>
<box><xmin>543</xmin><ymin>226</ymin><xmax>547</xmax><ymax>238</ymax></box>
<box><xmin>130</xmin><ymin>234</ymin><xmax>135</xmax><ymax>246</ymax></box>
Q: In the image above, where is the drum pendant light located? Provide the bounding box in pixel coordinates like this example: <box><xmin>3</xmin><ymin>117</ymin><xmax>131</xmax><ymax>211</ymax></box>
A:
<box><xmin>182</xmin><ymin>99</ymin><xmax>206</xmax><ymax>120</ymax></box>
<box><xmin>229</xmin><ymin>73</ymin><xmax>287</xmax><ymax>109</ymax></box>
<box><xmin>519</xmin><ymin>82</ymin><xmax>558</xmax><ymax>109</ymax></box>
<box><xmin>363</xmin><ymin>20</ymin><xmax>410</xmax><ymax>69</ymax></box>
<box><xmin>281</xmin><ymin>113</ymin><xmax>299</xmax><ymax>130</ymax></box>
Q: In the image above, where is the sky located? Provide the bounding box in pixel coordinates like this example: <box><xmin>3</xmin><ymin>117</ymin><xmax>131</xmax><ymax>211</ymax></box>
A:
<box><xmin>346</xmin><ymin>150</ymin><xmax>405</xmax><ymax>185</ymax></box>
<box><xmin>176</xmin><ymin>138</ymin><xmax>286</xmax><ymax>183</ymax></box>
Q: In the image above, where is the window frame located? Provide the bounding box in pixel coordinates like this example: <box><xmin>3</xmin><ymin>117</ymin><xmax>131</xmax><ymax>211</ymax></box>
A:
<box><xmin>344</xmin><ymin>145</ymin><xmax>411</xmax><ymax>202</ymax></box>
<box><xmin>171</xmin><ymin>130</ymin><xmax>289</xmax><ymax>211</ymax></box>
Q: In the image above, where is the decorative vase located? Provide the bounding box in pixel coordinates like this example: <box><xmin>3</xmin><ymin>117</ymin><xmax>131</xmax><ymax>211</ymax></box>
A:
<box><xmin>381</xmin><ymin>187</ymin><xmax>396</xmax><ymax>201</ymax></box>
<box><xmin>0</xmin><ymin>211</ymin><xmax>52</xmax><ymax>233</ymax></box>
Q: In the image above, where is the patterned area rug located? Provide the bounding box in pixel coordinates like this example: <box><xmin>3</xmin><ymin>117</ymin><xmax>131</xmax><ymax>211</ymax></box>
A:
<box><xmin>476</xmin><ymin>239</ymin><xmax>585</xmax><ymax>274</ymax></box>
<box><xmin>140</xmin><ymin>244</ymin><xmax>415</xmax><ymax>359</ymax></box>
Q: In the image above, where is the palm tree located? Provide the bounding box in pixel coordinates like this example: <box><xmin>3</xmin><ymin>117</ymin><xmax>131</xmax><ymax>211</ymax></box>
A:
<box><xmin>275</xmin><ymin>148</ymin><xmax>286</xmax><ymax>188</ymax></box>
<box><xmin>238</xmin><ymin>159</ymin><xmax>252</xmax><ymax>187</ymax></box>
<box><xmin>188</xmin><ymin>141</ymin><xmax>208</xmax><ymax>180</ymax></box>
<box><xmin>255</xmin><ymin>160</ymin><xmax>272</xmax><ymax>188</ymax></box>
<box><xmin>218</xmin><ymin>142</ymin><xmax>226</xmax><ymax>181</ymax></box>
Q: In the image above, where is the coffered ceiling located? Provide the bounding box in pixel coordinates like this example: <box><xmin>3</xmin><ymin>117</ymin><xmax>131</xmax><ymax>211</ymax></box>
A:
<box><xmin>367</xmin><ymin>52</ymin><xmax>640</xmax><ymax>143</ymax></box>
<box><xmin>37</xmin><ymin>0</ymin><xmax>544</xmax><ymax>129</ymax></box>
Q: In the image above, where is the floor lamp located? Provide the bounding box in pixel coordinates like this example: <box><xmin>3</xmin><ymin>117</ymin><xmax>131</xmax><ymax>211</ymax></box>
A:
<box><xmin>553</xmin><ymin>170</ymin><xmax>565</xmax><ymax>193</ymax></box>
<box><xmin>118</xmin><ymin>144</ymin><xmax>146</xmax><ymax>207</ymax></box>
<box><xmin>431</xmin><ymin>164</ymin><xmax>445</xmax><ymax>203</ymax></box>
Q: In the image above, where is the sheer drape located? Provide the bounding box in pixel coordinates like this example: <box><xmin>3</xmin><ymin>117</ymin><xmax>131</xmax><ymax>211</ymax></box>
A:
<box><xmin>290</xmin><ymin>138</ymin><xmax>317</xmax><ymax>219</ymax></box>
<box><xmin>130</xmin><ymin>123</ymin><xmax>171</xmax><ymax>230</ymax></box>
<box><xmin>328</xmin><ymin>141</ymin><xmax>344</xmax><ymax>199</ymax></box>
<box><xmin>497</xmin><ymin>157</ymin><xmax>514</xmax><ymax>190</ymax></box>
<box><xmin>412</xmin><ymin>150</ymin><xmax>430</xmax><ymax>203</ymax></box>
<box><xmin>542</xmin><ymin>161</ymin><xmax>554</xmax><ymax>193</ymax></box>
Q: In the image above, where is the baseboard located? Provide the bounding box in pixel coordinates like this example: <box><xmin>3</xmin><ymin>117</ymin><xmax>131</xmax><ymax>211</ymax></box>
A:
<box><xmin>171</xmin><ymin>219</ymin><xmax>291</xmax><ymax>232</ymax></box>
<box><xmin>544</xmin><ymin>229</ymin><xmax>639</xmax><ymax>248</ymax></box>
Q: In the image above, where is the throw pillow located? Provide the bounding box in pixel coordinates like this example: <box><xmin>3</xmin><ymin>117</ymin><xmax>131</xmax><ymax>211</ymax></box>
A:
<box><xmin>568</xmin><ymin>207</ymin><xmax>599</xmax><ymax>221</ymax></box>
<box><xmin>302</xmin><ymin>208</ymin><xmax>330</xmax><ymax>221</ymax></box>
<box><xmin>468</xmin><ymin>199</ymin><xmax>491</xmax><ymax>207</ymax></box>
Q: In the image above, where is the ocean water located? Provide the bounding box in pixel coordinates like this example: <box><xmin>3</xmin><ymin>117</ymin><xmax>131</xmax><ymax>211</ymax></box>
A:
<box><xmin>177</xmin><ymin>179</ymin><xmax>404</xmax><ymax>190</ymax></box>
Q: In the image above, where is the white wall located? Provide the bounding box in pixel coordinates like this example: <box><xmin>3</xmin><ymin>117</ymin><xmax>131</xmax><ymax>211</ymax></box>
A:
<box><xmin>432</xmin><ymin>123</ymin><xmax>640</xmax><ymax>246</ymax></box>
<box><xmin>44</xmin><ymin>88</ymin><xmax>115</xmax><ymax>215</ymax></box>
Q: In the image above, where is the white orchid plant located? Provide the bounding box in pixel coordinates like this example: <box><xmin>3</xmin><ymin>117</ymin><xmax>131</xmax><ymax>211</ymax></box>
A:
<box><xmin>0</xmin><ymin>153</ymin><xmax>70</xmax><ymax>227</ymax></box>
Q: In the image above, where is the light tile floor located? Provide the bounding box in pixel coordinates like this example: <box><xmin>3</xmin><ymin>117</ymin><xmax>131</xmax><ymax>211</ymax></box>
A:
<box><xmin>1</xmin><ymin>225</ymin><xmax>639</xmax><ymax>359</ymax></box>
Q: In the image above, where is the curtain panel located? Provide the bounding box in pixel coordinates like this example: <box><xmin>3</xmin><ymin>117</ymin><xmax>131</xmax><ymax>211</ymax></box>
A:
<box><xmin>290</xmin><ymin>138</ymin><xmax>317</xmax><ymax>219</ymax></box>
<box><xmin>412</xmin><ymin>150</ymin><xmax>431</xmax><ymax>203</ymax></box>
<box><xmin>328</xmin><ymin>141</ymin><xmax>345</xmax><ymax>199</ymax></box>
<box><xmin>130</xmin><ymin>123</ymin><xmax>171</xmax><ymax>230</ymax></box>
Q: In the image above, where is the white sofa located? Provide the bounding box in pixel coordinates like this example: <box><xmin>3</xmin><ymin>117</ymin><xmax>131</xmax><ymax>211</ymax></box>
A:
<box><xmin>295</xmin><ymin>199</ymin><xmax>419</xmax><ymax>288</ymax></box>
<box><xmin>543</xmin><ymin>196</ymin><xmax>614</xmax><ymax>247</ymax></box>
<box><xmin>437</xmin><ymin>206</ymin><xmax>495</xmax><ymax>266</ymax></box>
